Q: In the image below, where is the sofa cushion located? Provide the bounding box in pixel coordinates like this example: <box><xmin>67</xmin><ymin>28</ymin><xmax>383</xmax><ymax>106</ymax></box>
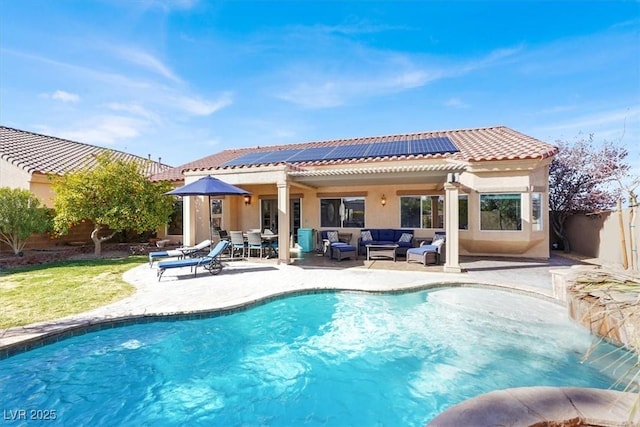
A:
<box><xmin>393</xmin><ymin>229</ymin><xmax>413</xmax><ymax>242</ymax></box>
<box><xmin>432</xmin><ymin>235</ymin><xmax>445</xmax><ymax>246</ymax></box>
<box><xmin>398</xmin><ymin>232</ymin><xmax>413</xmax><ymax>243</ymax></box>
<box><xmin>360</xmin><ymin>230</ymin><xmax>373</xmax><ymax>242</ymax></box>
<box><xmin>378</xmin><ymin>229</ymin><xmax>395</xmax><ymax>241</ymax></box>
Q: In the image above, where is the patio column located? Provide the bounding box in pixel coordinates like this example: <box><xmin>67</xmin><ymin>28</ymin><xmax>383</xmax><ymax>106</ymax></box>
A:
<box><xmin>444</xmin><ymin>179</ymin><xmax>462</xmax><ymax>273</ymax></box>
<box><xmin>183</xmin><ymin>196</ymin><xmax>197</xmax><ymax>246</ymax></box>
<box><xmin>277</xmin><ymin>180</ymin><xmax>291</xmax><ymax>264</ymax></box>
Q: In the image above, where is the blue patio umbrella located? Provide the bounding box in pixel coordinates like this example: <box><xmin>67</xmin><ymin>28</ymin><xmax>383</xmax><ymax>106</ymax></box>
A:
<box><xmin>166</xmin><ymin>175</ymin><xmax>250</xmax><ymax>241</ymax></box>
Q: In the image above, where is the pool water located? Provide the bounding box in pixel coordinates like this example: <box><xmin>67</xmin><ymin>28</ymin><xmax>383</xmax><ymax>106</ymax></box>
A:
<box><xmin>0</xmin><ymin>288</ymin><xmax>628</xmax><ymax>426</ymax></box>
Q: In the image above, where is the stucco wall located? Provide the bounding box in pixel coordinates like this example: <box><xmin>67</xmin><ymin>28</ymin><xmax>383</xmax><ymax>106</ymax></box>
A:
<box><xmin>0</xmin><ymin>159</ymin><xmax>31</xmax><ymax>190</ymax></box>
<box><xmin>563</xmin><ymin>208</ymin><xmax>638</xmax><ymax>268</ymax></box>
<box><xmin>194</xmin><ymin>176</ymin><xmax>551</xmax><ymax>258</ymax></box>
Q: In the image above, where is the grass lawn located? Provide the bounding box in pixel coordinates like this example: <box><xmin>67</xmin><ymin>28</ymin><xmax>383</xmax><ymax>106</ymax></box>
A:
<box><xmin>0</xmin><ymin>256</ymin><xmax>145</xmax><ymax>329</ymax></box>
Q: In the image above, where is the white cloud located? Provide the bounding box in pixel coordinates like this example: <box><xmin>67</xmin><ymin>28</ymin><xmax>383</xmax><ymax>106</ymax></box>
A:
<box><xmin>274</xmin><ymin>41</ymin><xmax>520</xmax><ymax>109</ymax></box>
<box><xmin>174</xmin><ymin>92</ymin><xmax>233</xmax><ymax>116</ymax></box>
<box><xmin>110</xmin><ymin>46</ymin><xmax>182</xmax><ymax>84</ymax></box>
<box><xmin>540</xmin><ymin>106</ymin><xmax>640</xmax><ymax>134</ymax></box>
<box><xmin>277</xmin><ymin>68</ymin><xmax>441</xmax><ymax>109</ymax></box>
<box><xmin>445</xmin><ymin>98</ymin><xmax>470</xmax><ymax>109</ymax></box>
<box><xmin>51</xmin><ymin>90</ymin><xmax>80</xmax><ymax>103</ymax></box>
<box><xmin>105</xmin><ymin>102</ymin><xmax>160</xmax><ymax>123</ymax></box>
<box><xmin>59</xmin><ymin>115</ymin><xmax>146</xmax><ymax>146</ymax></box>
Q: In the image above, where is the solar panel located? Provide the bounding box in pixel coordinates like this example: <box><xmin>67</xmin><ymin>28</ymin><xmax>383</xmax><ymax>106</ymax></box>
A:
<box><xmin>411</xmin><ymin>137</ymin><xmax>458</xmax><ymax>154</ymax></box>
<box><xmin>221</xmin><ymin>136</ymin><xmax>459</xmax><ymax>167</ymax></box>
<box><xmin>254</xmin><ymin>149</ymin><xmax>300</xmax><ymax>164</ymax></box>
<box><xmin>287</xmin><ymin>147</ymin><xmax>334</xmax><ymax>162</ymax></box>
<box><xmin>222</xmin><ymin>151</ymin><xmax>272</xmax><ymax>167</ymax></box>
<box><xmin>323</xmin><ymin>144</ymin><xmax>369</xmax><ymax>160</ymax></box>
<box><xmin>366</xmin><ymin>141</ymin><xmax>409</xmax><ymax>157</ymax></box>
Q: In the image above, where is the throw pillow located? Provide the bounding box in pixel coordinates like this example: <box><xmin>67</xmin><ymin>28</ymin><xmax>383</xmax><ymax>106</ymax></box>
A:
<box><xmin>327</xmin><ymin>231</ymin><xmax>339</xmax><ymax>243</ymax></box>
<box><xmin>432</xmin><ymin>237</ymin><xmax>444</xmax><ymax>246</ymax></box>
<box><xmin>399</xmin><ymin>232</ymin><xmax>412</xmax><ymax>243</ymax></box>
<box><xmin>360</xmin><ymin>230</ymin><xmax>373</xmax><ymax>242</ymax></box>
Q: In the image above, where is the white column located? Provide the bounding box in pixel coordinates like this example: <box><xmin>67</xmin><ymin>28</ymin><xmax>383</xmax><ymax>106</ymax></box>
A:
<box><xmin>183</xmin><ymin>196</ymin><xmax>197</xmax><ymax>246</ymax></box>
<box><xmin>444</xmin><ymin>181</ymin><xmax>462</xmax><ymax>273</ymax></box>
<box><xmin>277</xmin><ymin>180</ymin><xmax>291</xmax><ymax>264</ymax></box>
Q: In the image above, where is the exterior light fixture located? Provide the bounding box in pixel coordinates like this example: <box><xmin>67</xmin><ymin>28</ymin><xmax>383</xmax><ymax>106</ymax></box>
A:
<box><xmin>244</xmin><ymin>195</ymin><xmax>251</xmax><ymax>205</ymax></box>
<box><xmin>381</xmin><ymin>194</ymin><xmax>387</xmax><ymax>206</ymax></box>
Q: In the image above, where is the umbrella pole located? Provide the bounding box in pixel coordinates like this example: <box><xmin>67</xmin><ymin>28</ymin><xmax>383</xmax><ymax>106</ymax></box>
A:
<box><xmin>209</xmin><ymin>195</ymin><xmax>213</xmax><ymax>243</ymax></box>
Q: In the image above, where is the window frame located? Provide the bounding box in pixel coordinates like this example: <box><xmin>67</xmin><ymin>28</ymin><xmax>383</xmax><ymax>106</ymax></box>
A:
<box><xmin>479</xmin><ymin>193</ymin><xmax>523</xmax><ymax>231</ymax></box>
<box><xmin>320</xmin><ymin>197</ymin><xmax>365</xmax><ymax>228</ymax></box>
<box><xmin>531</xmin><ymin>192</ymin><xmax>543</xmax><ymax>232</ymax></box>
<box><xmin>399</xmin><ymin>195</ymin><xmax>444</xmax><ymax>229</ymax></box>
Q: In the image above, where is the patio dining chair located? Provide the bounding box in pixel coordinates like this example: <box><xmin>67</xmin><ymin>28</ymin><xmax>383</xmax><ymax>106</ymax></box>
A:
<box><xmin>247</xmin><ymin>231</ymin><xmax>268</xmax><ymax>258</ymax></box>
<box><xmin>229</xmin><ymin>231</ymin><xmax>247</xmax><ymax>259</ymax></box>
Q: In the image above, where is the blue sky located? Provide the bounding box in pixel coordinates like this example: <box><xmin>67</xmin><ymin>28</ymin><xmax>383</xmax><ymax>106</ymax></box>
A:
<box><xmin>1</xmin><ymin>0</ymin><xmax>639</xmax><ymax>172</ymax></box>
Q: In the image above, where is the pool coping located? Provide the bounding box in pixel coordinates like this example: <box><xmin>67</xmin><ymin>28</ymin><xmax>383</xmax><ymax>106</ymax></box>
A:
<box><xmin>428</xmin><ymin>386</ymin><xmax>639</xmax><ymax>426</ymax></box>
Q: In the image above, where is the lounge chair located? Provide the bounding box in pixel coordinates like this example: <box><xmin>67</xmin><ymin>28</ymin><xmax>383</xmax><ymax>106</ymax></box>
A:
<box><xmin>156</xmin><ymin>240</ymin><xmax>230</xmax><ymax>281</ymax></box>
<box><xmin>406</xmin><ymin>238</ymin><xmax>445</xmax><ymax>266</ymax></box>
<box><xmin>148</xmin><ymin>239</ymin><xmax>212</xmax><ymax>267</ymax></box>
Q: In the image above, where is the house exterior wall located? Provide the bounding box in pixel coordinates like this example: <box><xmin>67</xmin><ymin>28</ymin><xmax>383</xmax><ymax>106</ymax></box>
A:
<box><xmin>0</xmin><ymin>161</ymin><xmax>57</xmax><ymax>207</ymax></box>
<box><xmin>29</xmin><ymin>173</ymin><xmax>56</xmax><ymax>207</ymax></box>
<box><xmin>456</xmin><ymin>160</ymin><xmax>551</xmax><ymax>258</ymax></box>
<box><xmin>180</xmin><ymin>164</ymin><xmax>551</xmax><ymax>258</ymax></box>
<box><xmin>0</xmin><ymin>159</ymin><xmax>31</xmax><ymax>191</ymax></box>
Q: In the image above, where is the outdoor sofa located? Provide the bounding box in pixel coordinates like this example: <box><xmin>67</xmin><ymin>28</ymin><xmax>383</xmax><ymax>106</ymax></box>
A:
<box><xmin>357</xmin><ymin>229</ymin><xmax>414</xmax><ymax>256</ymax></box>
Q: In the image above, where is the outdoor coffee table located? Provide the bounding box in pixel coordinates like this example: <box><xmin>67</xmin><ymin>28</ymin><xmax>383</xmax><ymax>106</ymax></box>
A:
<box><xmin>366</xmin><ymin>244</ymin><xmax>399</xmax><ymax>262</ymax></box>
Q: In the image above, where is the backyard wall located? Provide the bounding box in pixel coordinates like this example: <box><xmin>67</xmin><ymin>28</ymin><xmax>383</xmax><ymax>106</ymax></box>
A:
<box><xmin>559</xmin><ymin>207</ymin><xmax>638</xmax><ymax>268</ymax></box>
<box><xmin>1</xmin><ymin>222</ymin><xmax>96</xmax><ymax>254</ymax></box>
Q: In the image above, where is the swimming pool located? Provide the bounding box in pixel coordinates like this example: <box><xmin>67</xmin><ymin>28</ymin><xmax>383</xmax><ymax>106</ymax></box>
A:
<box><xmin>0</xmin><ymin>287</ymin><xmax>628</xmax><ymax>426</ymax></box>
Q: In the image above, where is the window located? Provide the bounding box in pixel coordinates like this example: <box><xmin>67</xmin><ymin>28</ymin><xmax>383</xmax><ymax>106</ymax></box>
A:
<box><xmin>531</xmin><ymin>192</ymin><xmax>542</xmax><ymax>231</ymax></box>
<box><xmin>211</xmin><ymin>199</ymin><xmax>223</xmax><ymax>230</ymax></box>
<box><xmin>459</xmin><ymin>195</ymin><xmax>468</xmax><ymax>230</ymax></box>
<box><xmin>480</xmin><ymin>194</ymin><xmax>522</xmax><ymax>231</ymax></box>
<box><xmin>320</xmin><ymin>197</ymin><xmax>365</xmax><ymax>228</ymax></box>
<box><xmin>167</xmin><ymin>200</ymin><xmax>183</xmax><ymax>235</ymax></box>
<box><xmin>400</xmin><ymin>195</ymin><xmax>444</xmax><ymax>229</ymax></box>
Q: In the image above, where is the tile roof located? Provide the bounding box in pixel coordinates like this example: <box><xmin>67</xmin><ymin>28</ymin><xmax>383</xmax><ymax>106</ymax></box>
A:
<box><xmin>151</xmin><ymin>125</ymin><xmax>558</xmax><ymax>182</ymax></box>
<box><xmin>0</xmin><ymin>126</ymin><xmax>172</xmax><ymax>177</ymax></box>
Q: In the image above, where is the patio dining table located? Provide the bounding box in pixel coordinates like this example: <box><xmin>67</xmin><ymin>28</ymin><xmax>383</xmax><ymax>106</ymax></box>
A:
<box><xmin>242</xmin><ymin>232</ymin><xmax>279</xmax><ymax>258</ymax></box>
<box><xmin>260</xmin><ymin>233</ymin><xmax>278</xmax><ymax>258</ymax></box>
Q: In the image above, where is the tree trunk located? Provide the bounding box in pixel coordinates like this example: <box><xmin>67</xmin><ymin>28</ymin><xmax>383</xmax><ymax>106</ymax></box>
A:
<box><xmin>90</xmin><ymin>224</ymin><xmax>116</xmax><ymax>257</ymax></box>
<box><xmin>550</xmin><ymin>211</ymin><xmax>571</xmax><ymax>253</ymax></box>
<box><xmin>91</xmin><ymin>226</ymin><xmax>103</xmax><ymax>257</ymax></box>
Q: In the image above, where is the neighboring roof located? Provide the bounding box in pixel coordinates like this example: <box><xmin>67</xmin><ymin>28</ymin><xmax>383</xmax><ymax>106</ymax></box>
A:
<box><xmin>151</xmin><ymin>125</ymin><xmax>559</xmax><ymax>182</ymax></box>
<box><xmin>0</xmin><ymin>126</ymin><xmax>172</xmax><ymax>177</ymax></box>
